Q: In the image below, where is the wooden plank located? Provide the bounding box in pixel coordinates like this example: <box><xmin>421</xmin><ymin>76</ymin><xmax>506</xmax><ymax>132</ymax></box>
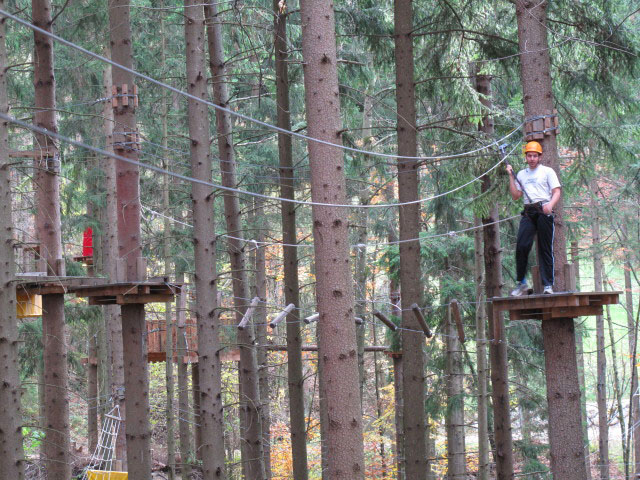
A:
<box><xmin>116</xmin><ymin>294</ymin><xmax>174</xmax><ymax>305</ymax></box>
<box><xmin>20</xmin><ymin>285</ymin><xmax>66</xmax><ymax>295</ymax></box>
<box><xmin>88</xmin><ymin>297</ymin><xmax>116</xmax><ymax>305</ymax></box>
<box><xmin>74</xmin><ymin>285</ymin><xmax>141</xmax><ymax>297</ymax></box>
<box><xmin>548</xmin><ymin>305</ymin><xmax>603</xmax><ymax>319</ymax></box>
<box><xmin>147</xmin><ymin>352</ymin><xmax>166</xmax><ymax>363</ymax></box>
<box><xmin>8</xmin><ymin>148</ymin><xmax>56</xmax><ymax>158</ymax></box>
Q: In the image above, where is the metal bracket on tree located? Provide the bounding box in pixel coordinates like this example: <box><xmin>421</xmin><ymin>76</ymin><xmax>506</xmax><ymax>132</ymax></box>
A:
<box><xmin>111</xmin><ymin>84</ymin><xmax>139</xmax><ymax>108</ymax></box>
<box><xmin>524</xmin><ymin>110</ymin><xmax>558</xmax><ymax>141</ymax></box>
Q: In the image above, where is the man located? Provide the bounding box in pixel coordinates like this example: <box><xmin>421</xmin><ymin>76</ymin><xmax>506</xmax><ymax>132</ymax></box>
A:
<box><xmin>506</xmin><ymin>141</ymin><xmax>561</xmax><ymax>296</ymax></box>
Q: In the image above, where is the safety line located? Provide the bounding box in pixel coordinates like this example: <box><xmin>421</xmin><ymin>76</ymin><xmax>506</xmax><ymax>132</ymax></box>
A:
<box><xmin>0</xmin><ymin>9</ymin><xmax>524</xmax><ymax>162</ymax></box>
<box><xmin>1</xmin><ymin>112</ymin><xmax>520</xmax><ymax>209</ymax></box>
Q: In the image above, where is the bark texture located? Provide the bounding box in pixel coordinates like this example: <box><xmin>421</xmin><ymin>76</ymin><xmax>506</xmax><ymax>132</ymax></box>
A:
<box><xmin>108</xmin><ymin>0</ymin><xmax>151</xmax><ymax>476</ymax></box>
<box><xmin>32</xmin><ymin>1</ymin><xmax>71</xmax><ymax>476</ymax></box>
<box><xmin>273</xmin><ymin>2</ymin><xmax>308</xmax><ymax>477</ymax></box>
<box><xmin>176</xmin><ymin>288</ymin><xmax>193</xmax><ymax>479</ymax></box>
<box><xmin>571</xmin><ymin>241</ymin><xmax>592</xmax><ymax>479</ymax></box>
<box><xmin>100</xmin><ymin>55</ymin><xmax>127</xmax><ymax>467</ymax></box>
<box><xmin>473</xmin><ymin>219</ymin><xmax>489</xmax><ymax>480</ymax></box>
<box><xmin>515</xmin><ymin>2</ymin><xmax>583</xmax><ymax>478</ymax></box>
<box><xmin>393</xmin><ymin>1</ymin><xmax>427</xmax><ymax>477</ymax></box>
<box><xmin>253</xmin><ymin>196</ymin><xmax>272</xmax><ymax>478</ymax></box>
<box><xmin>300</xmin><ymin>1</ymin><xmax>365</xmax><ymax>477</ymax></box>
<box><xmin>476</xmin><ymin>72</ymin><xmax>514</xmax><ymax>480</ymax></box>
<box><xmin>204</xmin><ymin>3</ymin><xmax>265</xmax><ymax>478</ymax></box>
<box><xmin>591</xmin><ymin>179</ymin><xmax>609</xmax><ymax>480</ymax></box>
<box><xmin>0</xmin><ymin>6</ymin><xmax>25</xmax><ymax>476</ymax></box>
<box><xmin>184</xmin><ymin>2</ymin><xmax>226</xmax><ymax>477</ymax></box>
<box><xmin>445</xmin><ymin>303</ymin><xmax>466</xmax><ymax>479</ymax></box>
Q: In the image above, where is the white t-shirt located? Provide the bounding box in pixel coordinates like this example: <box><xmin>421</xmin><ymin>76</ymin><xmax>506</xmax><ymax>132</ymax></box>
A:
<box><xmin>516</xmin><ymin>164</ymin><xmax>561</xmax><ymax>205</ymax></box>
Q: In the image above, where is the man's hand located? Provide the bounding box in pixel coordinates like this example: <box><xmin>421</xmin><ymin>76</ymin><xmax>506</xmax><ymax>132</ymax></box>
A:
<box><xmin>542</xmin><ymin>203</ymin><xmax>553</xmax><ymax>215</ymax></box>
<box><xmin>506</xmin><ymin>164</ymin><xmax>513</xmax><ymax>175</ymax></box>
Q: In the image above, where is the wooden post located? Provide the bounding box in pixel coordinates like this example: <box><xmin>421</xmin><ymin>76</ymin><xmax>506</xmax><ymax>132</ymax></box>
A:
<box><xmin>191</xmin><ymin>362</ymin><xmax>202</xmax><ymax>462</ymax></box>
<box><xmin>304</xmin><ymin>313</ymin><xmax>319</xmax><ymax>324</ymax></box>
<box><xmin>238</xmin><ymin>296</ymin><xmax>261</xmax><ymax>330</ymax></box>
<box><xmin>410</xmin><ymin>303</ymin><xmax>432</xmax><ymax>337</ymax></box>
<box><xmin>269</xmin><ymin>303</ymin><xmax>295</xmax><ymax>329</ymax></box>
<box><xmin>373</xmin><ymin>310</ymin><xmax>398</xmax><ymax>332</ymax></box>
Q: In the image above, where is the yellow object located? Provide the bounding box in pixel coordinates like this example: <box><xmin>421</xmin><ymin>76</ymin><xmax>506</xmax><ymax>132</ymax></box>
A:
<box><xmin>16</xmin><ymin>293</ymin><xmax>42</xmax><ymax>318</ymax></box>
<box><xmin>87</xmin><ymin>471</ymin><xmax>128</xmax><ymax>480</ymax></box>
<box><xmin>523</xmin><ymin>141</ymin><xmax>543</xmax><ymax>155</ymax></box>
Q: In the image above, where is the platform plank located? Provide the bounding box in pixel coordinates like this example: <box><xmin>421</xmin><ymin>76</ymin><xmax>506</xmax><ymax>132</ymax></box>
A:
<box><xmin>490</xmin><ymin>291</ymin><xmax>620</xmax><ymax>321</ymax></box>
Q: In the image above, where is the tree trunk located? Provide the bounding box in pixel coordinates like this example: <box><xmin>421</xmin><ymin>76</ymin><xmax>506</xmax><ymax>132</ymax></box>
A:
<box><xmin>300</xmin><ymin>1</ymin><xmax>365</xmax><ymax>477</ymax></box>
<box><xmin>272</xmin><ymin>2</ymin><xmax>309</xmax><ymax>477</ymax></box>
<box><xmin>628</xmin><ymin>270</ymin><xmax>639</xmax><ymax>477</ymax></box>
<box><xmin>384</xmin><ymin>176</ymin><xmax>405</xmax><ymax>480</ymax></box>
<box><xmin>571</xmin><ymin>241</ymin><xmax>592</xmax><ymax>479</ymax></box>
<box><xmin>476</xmin><ymin>71</ymin><xmax>514</xmax><ymax>479</ymax></box>
<box><xmin>473</xmin><ymin>72</ymin><xmax>493</xmax><ymax>480</ymax></box>
<box><xmin>159</xmin><ymin>8</ymin><xmax>176</xmax><ymax>476</ymax></box>
<box><xmin>371</xmin><ymin>321</ymin><xmax>388</xmax><ymax>479</ymax></box>
<box><xmin>394</xmin><ymin>2</ymin><xmax>426</xmax><ymax>477</ymax></box>
<box><xmin>605</xmin><ymin>298</ymin><xmax>627</xmax><ymax>478</ymax></box>
<box><xmin>446</xmin><ymin>303</ymin><xmax>466</xmax><ymax>479</ymax></box>
<box><xmin>32</xmin><ymin>1</ymin><xmax>71</xmax><ymax>476</ymax></box>
<box><xmin>176</xmin><ymin>288</ymin><xmax>192</xmax><ymax>478</ymax></box>
<box><xmin>253</xmin><ymin>196</ymin><xmax>272</xmax><ymax>479</ymax></box>
<box><xmin>591</xmin><ymin>178</ymin><xmax>609</xmax><ymax>480</ymax></box>
<box><xmin>355</xmin><ymin>225</ymin><xmax>367</xmax><ymax>405</ymax></box>
<box><xmin>191</xmin><ymin>362</ymin><xmax>203</xmax><ymax>463</ymax></box>
<box><xmin>184</xmin><ymin>2</ymin><xmax>227</xmax><ymax>477</ymax></box>
<box><xmin>392</xmin><ymin>354</ymin><xmax>404</xmax><ymax>480</ymax></box>
<box><xmin>88</xmin><ymin>332</ymin><xmax>99</xmax><ymax>453</ymax></box>
<box><xmin>473</xmin><ymin>217</ymin><xmax>489</xmax><ymax>480</ymax></box>
<box><xmin>514</xmin><ymin>2</ymin><xmax>582</xmax><ymax>477</ymax></box>
<box><xmin>100</xmin><ymin>52</ymin><xmax>127</xmax><ymax>468</ymax></box>
<box><xmin>204</xmin><ymin>5</ymin><xmax>265</xmax><ymax>477</ymax></box>
<box><xmin>0</xmin><ymin>6</ymin><xmax>25</xmax><ymax>475</ymax></box>
<box><xmin>109</xmin><ymin>0</ymin><xmax>151</xmax><ymax>476</ymax></box>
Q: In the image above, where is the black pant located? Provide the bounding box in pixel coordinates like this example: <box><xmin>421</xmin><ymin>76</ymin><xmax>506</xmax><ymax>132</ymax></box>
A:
<box><xmin>515</xmin><ymin>208</ymin><xmax>555</xmax><ymax>287</ymax></box>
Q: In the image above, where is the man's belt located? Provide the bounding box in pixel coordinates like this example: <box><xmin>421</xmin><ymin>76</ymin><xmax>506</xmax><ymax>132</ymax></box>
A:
<box><xmin>524</xmin><ymin>201</ymin><xmax>544</xmax><ymax>212</ymax></box>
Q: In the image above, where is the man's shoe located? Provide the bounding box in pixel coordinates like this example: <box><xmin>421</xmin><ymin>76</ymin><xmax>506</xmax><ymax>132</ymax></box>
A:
<box><xmin>510</xmin><ymin>282</ymin><xmax>529</xmax><ymax>297</ymax></box>
<box><xmin>543</xmin><ymin>285</ymin><xmax>554</xmax><ymax>294</ymax></box>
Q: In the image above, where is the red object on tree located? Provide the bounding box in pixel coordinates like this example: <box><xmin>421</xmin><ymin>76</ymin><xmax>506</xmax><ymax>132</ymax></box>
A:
<box><xmin>82</xmin><ymin>227</ymin><xmax>93</xmax><ymax>257</ymax></box>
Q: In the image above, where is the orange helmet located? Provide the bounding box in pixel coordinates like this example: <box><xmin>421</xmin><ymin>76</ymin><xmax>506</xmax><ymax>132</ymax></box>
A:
<box><xmin>523</xmin><ymin>141</ymin><xmax>542</xmax><ymax>155</ymax></box>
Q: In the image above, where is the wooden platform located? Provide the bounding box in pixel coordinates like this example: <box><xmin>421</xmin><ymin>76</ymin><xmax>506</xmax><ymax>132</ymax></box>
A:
<box><xmin>16</xmin><ymin>275</ymin><xmax>181</xmax><ymax>305</ymax></box>
<box><xmin>490</xmin><ymin>291</ymin><xmax>621</xmax><ymax>321</ymax></box>
<box><xmin>72</xmin><ymin>279</ymin><xmax>181</xmax><ymax>305</ymax></box>
<box><xmin>17</xmin><ymin>275</ymin><xmax>102</xmax><ymax>295</ymax></box>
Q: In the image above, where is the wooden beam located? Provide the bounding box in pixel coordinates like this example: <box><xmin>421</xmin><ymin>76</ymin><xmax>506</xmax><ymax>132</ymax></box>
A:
<box><xmin>266</xmin><ymin>345</ymin><xmax>388</xmax><ymax>352</ymax></box>
<box><xmin>303</xmin><ymin>313</ymin><xmax>319</xmax><ymax>324</ymax></box>
<box><xmin>8</xmin><ymin>148</ymin><xmax>55</xmax><ymax>158</ymax></box>
<box><xmin>410</xmin><ymin>303</ymin><xmax>432</xmax><ymax>337</ymax></box>
<box><xmin>237</xmin><ymin>296</ymin><xmax>261</xmax><ymax>330</ymax></box>
<box><xmin>269</xmin><ymin>303</ymin><xmax>295</xmax><ymax>329</ymax></box>
<box><xmin>373</xmin><ymin>310</ymin><xmax>398</xmax><ymax>331</ymax></box>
